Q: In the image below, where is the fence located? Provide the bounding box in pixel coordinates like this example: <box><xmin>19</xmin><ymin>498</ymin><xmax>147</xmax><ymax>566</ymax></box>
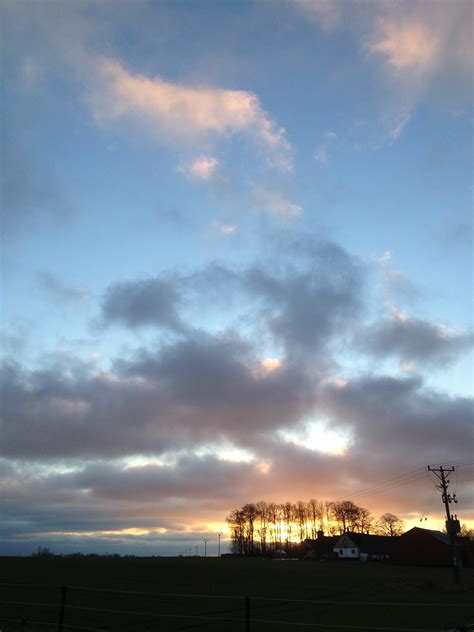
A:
<box><xmin>0</xmin><ymin>582</ymin><xmax>473</xmax><ymax>632</ymax></box>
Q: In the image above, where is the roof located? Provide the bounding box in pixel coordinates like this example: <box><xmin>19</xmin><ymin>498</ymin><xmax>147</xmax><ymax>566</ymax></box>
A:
<box><xmin>402</xmin><ymin>527</ymin><xmax>450</xmax><ymax>545</ymax></box>
<box><xmin>334</xmin><ymin>532</ymin><xmax>394</xmax><ymax>554</ymax></box>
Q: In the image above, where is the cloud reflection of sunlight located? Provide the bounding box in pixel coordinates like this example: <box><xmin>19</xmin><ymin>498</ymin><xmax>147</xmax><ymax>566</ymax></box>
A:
<box><xmin>280</xmin><ymin>420</ymin><xmax>352</xmax><ymax>455</ymax></box>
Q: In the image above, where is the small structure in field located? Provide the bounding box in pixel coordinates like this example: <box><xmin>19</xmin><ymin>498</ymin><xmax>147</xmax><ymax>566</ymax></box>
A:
<box><xmin>333</xmin><ymin>532</ymin><xmax>393</xmax><ymax>561</ymax></box>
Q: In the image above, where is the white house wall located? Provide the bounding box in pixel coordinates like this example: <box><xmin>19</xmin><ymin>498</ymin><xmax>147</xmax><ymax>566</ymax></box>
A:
<box><xmin>335</xmin><ymin>547</ymin><xmax>359</xmax><ymax>559</ymax></box>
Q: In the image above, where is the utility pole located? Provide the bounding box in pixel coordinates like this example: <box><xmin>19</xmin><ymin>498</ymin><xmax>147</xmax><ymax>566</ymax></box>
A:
<box><xmin>203</xmin><ymin>539</ymin><xmax>208</xmax><ymax>557</ymax></box>
<box><xmin>217</xmin><ymin>532</ymin><xmax>223</xmax><ymax>557</ymax></box>
<box><xmin>427</xmin><ymin>465</ymin><xmax>461</xmax><ymax>584</ymax></box>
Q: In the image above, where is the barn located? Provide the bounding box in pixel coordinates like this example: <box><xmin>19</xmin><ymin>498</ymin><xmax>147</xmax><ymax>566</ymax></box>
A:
<box><xmin>389</xmin><ymin>526</ymin><xmax>473</xmax><ymax>567</ymax></box>
<box><xmin>389</xmin><ymin>527</ymin><xmax>452</xmax><ymax>566</ymax></box>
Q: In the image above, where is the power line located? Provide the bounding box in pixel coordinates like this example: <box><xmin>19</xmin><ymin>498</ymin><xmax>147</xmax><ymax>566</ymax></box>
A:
<box><xmin>334</xmin><ymin>467</ymin><xmax>427</xmax><ymax>503</ymax></box>
<box><xmin>334</xmin><ymin>460</ymin><xmax>474</xmax><ymax>504</ymax></box>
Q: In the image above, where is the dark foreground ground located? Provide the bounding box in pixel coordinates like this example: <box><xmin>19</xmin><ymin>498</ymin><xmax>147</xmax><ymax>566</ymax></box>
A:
<box><xmin>1</xmin><ymin>556</ymin><xmax>473</xmax><ymax>631</ymax></box>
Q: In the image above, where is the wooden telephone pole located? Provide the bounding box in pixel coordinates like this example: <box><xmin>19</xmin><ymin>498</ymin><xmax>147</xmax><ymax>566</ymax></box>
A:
<box><xmin>427</xmin><ymin>465</ymin><xmax>461</xmax><ymax>584</ymax></box>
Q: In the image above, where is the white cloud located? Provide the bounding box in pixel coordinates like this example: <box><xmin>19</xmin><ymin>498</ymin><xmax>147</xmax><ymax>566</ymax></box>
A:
<box><xmin>179</xmin><ymin>156</ymin><xmax>218</xmax><ymax>181</ymax></box>
<box><xmin>314</xmin><ymin>130</ymin><xmax>337</xmax><ymax>164</ymax></box>
<box><xmin>314</xmin><ymin>148</ymin><xmax>328</xmax><ymax>164</ymax></box>
<box><xmin>253</xmin><ymin>187</ymin><xmax>301</xmax><ymax>219</ymax></box>
<box><xmin>387</xmin><ymin>110</ymin><xmax>411</xmax><ymax>142</ymax></box>
<box><xmin>89</xmin><ymin>58</ymin><xmax>292</xmax><ymax>171</ymax></box>
<box><xmin>365</xmin><ymin>17</ymin><xmax>440</xmax><ymax>72</ymax></box>
<box><xmin>214</xmin><ymin>223</ymin><xmax>238</xmax><ymax>235</ymax></box>
<box><xmin>362</xmin><ymin>4</ymin><xmax>473</xmax><ymax>142</ymax></box>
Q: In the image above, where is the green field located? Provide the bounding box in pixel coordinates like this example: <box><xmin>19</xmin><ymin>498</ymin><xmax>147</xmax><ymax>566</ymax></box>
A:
<box><xmin>1</xmin><ymin>556</ymin><xmax>473</xmax><ymax>631</ymax></box>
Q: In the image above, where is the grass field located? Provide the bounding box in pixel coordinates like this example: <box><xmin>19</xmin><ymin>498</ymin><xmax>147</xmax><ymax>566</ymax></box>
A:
<box><xmin>1</xmin><ymin>556</ymin><xmax>473</xmax><ymax>631</ymax></box>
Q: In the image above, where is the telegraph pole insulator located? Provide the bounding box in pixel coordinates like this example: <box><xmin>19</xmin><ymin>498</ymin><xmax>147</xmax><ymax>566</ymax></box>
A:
<box><xmin>427</xmin><ymin>465</ymin><xmax>461</xmax><ymax>584</ymax></box>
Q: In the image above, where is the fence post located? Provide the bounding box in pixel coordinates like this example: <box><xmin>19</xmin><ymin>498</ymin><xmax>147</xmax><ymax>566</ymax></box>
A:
<box><xmin>244</xmin><ymin>595</ymin><xmax>250</xmax><ymax>632</ymax></box>
<box><xmin>57</xmin><ymin>585</ymin><xmax>68</xmax><ymax>632</ymax></box>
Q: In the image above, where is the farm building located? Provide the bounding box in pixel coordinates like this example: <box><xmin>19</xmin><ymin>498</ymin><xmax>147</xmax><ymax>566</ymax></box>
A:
<box><xmin>333</xmin><ymin>532</ymin><xmax>393</xmax><ymax>561</ymax></box>
<box><xmin>304</xmin><ymin>532</ymin><xmax>337</xmax><ymax>560</ymax></box>
<box><xmin>389</xmin><ymin>526</ymin><xmax>473</xmax><ymax>567</ymax></box>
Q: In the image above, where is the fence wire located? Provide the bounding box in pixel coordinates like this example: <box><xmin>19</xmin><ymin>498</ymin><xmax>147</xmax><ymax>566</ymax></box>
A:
<box><xmin>1</xmin><ymin>581</ymin><xmax>472</xmax><ymax>632</ymax></box>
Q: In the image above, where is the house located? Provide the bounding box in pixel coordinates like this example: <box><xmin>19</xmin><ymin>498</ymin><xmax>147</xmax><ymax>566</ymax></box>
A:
<box><xmin>304</xmin><ymin>531</ymin><xmax>337</xmax><ymax>560</ymax></box>
<box><xmin>333</xmin><ymin>532</ymin><xmax>393</xmax><ymax>561</ymax></box>
<box><xmin>389</xmin><ymin>526</ymin><xmax>472</xmax><ymax>567</ymax></box>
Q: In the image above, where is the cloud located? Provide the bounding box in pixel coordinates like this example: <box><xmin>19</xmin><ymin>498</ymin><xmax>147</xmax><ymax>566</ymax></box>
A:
<box><xmin>365</xmin><ymin>17</ymin><xmax>440</xmax><ymax>72</ymax></box>
<box><xmin>89</xmin><ymin>58</ymin><xmax>292</xmax><ymax>171</ymax></box>
<box><xmin>38</xmin><ymin>271</ymin><xmax>89</xmax><ymax>304</ymax></box>
<box><xmin>320</xmin><ymin>374</ymin><xmax>473</xmax><ymax>463</ymax></box>
<box><xmin>362</xmin><ymin>2</ymin><xmax>473</xmax><ymax>140</ymax></box>
<box><xmin>387</xmin><ymin>109</ymin><xmax>411</xmax><ymax>142</ymax></box>
<box><xmin>437</xmin><ymin>221</ymin><xmax>473</xmax><ymax>248</ymax></box>
<box><xmin>252</xmin><ymin>187</ymin><xmax>301</xmax><ymax>219</ymax></box>
<box><xmin>101</xmin><ymin>276</ymin><xmax>186</xmax><ymax>333</ymax></box>
<box><xmin>1</xmin><ymin>135</ymin><xmax>72</xmax><ymax>238</ymax></box>
<box><xmin>293</xmin><ymin>0</ymin><xmax>343</xmax><ymax>32</ymax></box>
<box><xmin>244</xmin><ymin>263</ymin><xmax>362</xmax><ymax>357</ymax></box>
<box><xmin>314</xmin><ymin>130</ymin><xmax>337</xmax><ymax>164</ymax></box>
<box><xmin>179</xmin><ymin>155</ymin><xmax>219</xmax><ymax>181</ymax></box>
<box><xmin>99</xmin><ymin>239</ymin><xmax>364</xmax><ymax>358</ymax></box>
<box><xmin>358</xmin><ymin>311</ymin><xmax>474</xmax><ymax>366</ymax></box>
<box><xmin>297</xmin><ymin>1</ymin><xmax>472</xmax><ymax>142</ymax></box>
<box><xmin>2</xmin><ymin>321</ymin><xmax>473</xmax><ymax>553</ymax></box>
<box><xmin>0</xmin><ymin>333</ymin><xmax>316</xmax><ymax>461</ymax></box>
<box><xmin>377</xmin><ymin>255</ymin><xmax>422</xmax><ymax>305</ymax></box>
<box><xmin>214</xmin><ymin>222</ymin><xmax>238</xmax><ymax>235</ymax></box>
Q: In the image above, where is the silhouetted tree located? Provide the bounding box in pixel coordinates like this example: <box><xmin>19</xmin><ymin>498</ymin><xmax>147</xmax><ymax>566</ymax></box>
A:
<box><xmin>242</xmin><ymin>503</ymin><xmax>257</xmax><ymax>554</ymax></box>
<box><xmin>307</xmin><ymin>498</ymin><xmax>324</xmax><ymax>538</ymax></box>
<box><xmin>226</xmin><ymin>508</ymin><xmax>246</xmax><ymax>555</ymax></box>
<box><xmin>256</xmin><ymin>501</ymin><xmax>269</xmax><ymax>555</ymax></box>
<box><xmin>376</xmin><ymin>513</ymin><xmax>405</xmax><ymax>537</ymax></box>
<box><xmin>295</xmin><ymin>500</ymin><xmax>308</xmax><ymax>543</ymax></box>
<box><xmin>328</xmin><ymin>500</ymin><xmax>373</xmax><ymax>533</ymax></box>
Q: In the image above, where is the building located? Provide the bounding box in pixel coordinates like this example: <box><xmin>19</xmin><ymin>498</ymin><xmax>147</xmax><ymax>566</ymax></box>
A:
<box><xmin>389</xmin><ymin>526</ymin><xmax>472</xmax><ymax>567</ymax></box>
<box><xmin>304</xmin><ymin>531</ymin><xmax>337</xmax><ymax>560</ymax></box>
<box><xmin>333</xmin><ymin>532</ymin><xmax>393</xmax><ymax>561</ymax></box>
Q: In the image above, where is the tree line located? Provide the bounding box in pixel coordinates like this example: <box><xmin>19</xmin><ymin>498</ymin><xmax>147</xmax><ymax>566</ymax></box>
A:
<box><xmin>225</xmin><ymin>499</ymin><xmax>404</xmax><ymax>556</ymax></box>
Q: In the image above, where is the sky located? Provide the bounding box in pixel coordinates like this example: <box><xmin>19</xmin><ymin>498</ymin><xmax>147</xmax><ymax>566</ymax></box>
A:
<box><xmin>0</xmin><ymin>0</ymin><xmax>473</xmax><ymax>557</ymax></box>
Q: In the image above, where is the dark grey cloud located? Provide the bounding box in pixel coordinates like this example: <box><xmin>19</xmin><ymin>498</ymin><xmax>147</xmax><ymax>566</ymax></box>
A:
<box><xmin>358</xmin><ymin>315</ymin><xmax>473</xmax><ymax>365</ymax></box>
<box><xmin>72</xmin><ymin>455</ymin><xmax>259</xmax><ymax>502</ymax></box>
<box><xmin>2</xmin><ymin>437</ymin><xmax>472</xmax><ymax>556</ymax></box>
<box><xmin>100</xmin><ymin>239</ymin><xmax>364</xmax><ymax>357</ymax></box>
<box><xmin>245</xmin><ymin>264</ymin><xmax>361</xmax><ymax>355</ymax></box>
<box><xmin>320</xmin><ymin>374</ymin><xmax>473</xmax><ymax>461</ymax></box>
<box><xmin>101</xmin><ymin>275</ymin><xmax>186</xmax><ymax>332</ymax></box>
<box><xmin>2</xmin><ymin>234</ymin><xmax>472</xmax><ymax>553</ymax></box>
<box><xmin>0</xmin><ymin>332</ymin><xmax>317</xmax><ymax>460</ymax></box>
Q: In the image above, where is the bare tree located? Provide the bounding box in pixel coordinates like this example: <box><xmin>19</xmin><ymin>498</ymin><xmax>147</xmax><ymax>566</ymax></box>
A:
<box><xmin>307</xmin><ymin>498</ymin><xmax>324</xmax><ymax>538</ymax></box>
<box><xmin>355</xmin><ymin>507</ymin><xmax>374</xmax><ymax>534</ymax></box>
<box><xmin>226</xmin><ymin>508</ymin><xmax>246</xmax><ymax>555</ymax></box>
<box><xmin>242</xmin><ymin>503</ymin><xmax>257</xmax><ymax>554</ymax></box>
<box><xmin>376</xmin><ymin>513</ymin><xmax>405</xmax><ymax>537</ymax></box>
<box><xmin>295</xmin><ymin>500</ymin><xmax>308</xmax><ymax>543</ymax></box>
<box><xmin>256</xmin><ymin>501</ymin><xmax>269</xmax><ymax>555</ymax></box>
<box><xmin>281</xmin><ymin>501</ymin><xmax>294</xmax><ymax>553</ymax></box>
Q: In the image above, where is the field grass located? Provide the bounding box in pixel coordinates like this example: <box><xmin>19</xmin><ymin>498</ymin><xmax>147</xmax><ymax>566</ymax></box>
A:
<box><xmin>1</xmin><ymin>556</ymin><xmax>473</xmax><ymax>631</ymax></box>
